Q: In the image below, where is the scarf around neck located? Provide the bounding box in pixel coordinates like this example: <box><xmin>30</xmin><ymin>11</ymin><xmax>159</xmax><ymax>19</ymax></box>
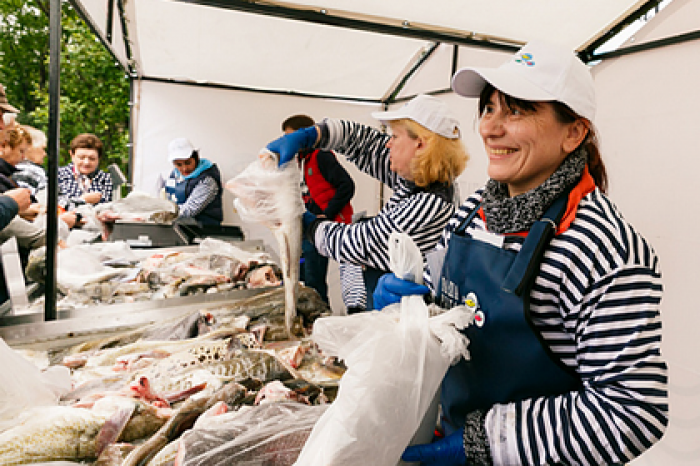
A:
<box><xmin>481</xmin><ymin>148</ymin><xmax>587</xmax><ymax>234</ymax></box>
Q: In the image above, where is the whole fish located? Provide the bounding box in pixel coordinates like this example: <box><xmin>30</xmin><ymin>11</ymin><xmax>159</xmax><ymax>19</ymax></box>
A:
<box><xmin>0</xmin><ymin>397</ymin><xmax>168</xmax><ymax>465</ymax></box>
<box><xmin>226</xmin><ymin>150</ymin><xmax>305</xmax><ymax>338</ymax></box>
<box><xmin>127</xmin><ymin>381</ymin><xmax>249</xmax><ymax>466</ymax></box>
<box><xmin>133</xmin><ymin>348</ymin><xmax>292</xmax><ymax>394</ymax></box>
<box><xmin>0</xmin><ymin>406</ymin><xmax>107</xmax><ymax>464</ymax></box>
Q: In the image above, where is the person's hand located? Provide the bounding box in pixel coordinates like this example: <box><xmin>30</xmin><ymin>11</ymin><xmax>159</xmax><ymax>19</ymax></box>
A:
<box><xmin>60</xmin><ymin>211</ymin><xmax>79</xmax><ymax>229</ymax></box>
<box><xmin>266</xmin><ymin>126</ymin><xmax>319</xmax><ymax>166</ymax></box>
<box><xmin>3</xmin><ymin>188</ymin><xmax>31</xmax><ymax>211</ymax></box>
<box><xmin>19</xmin><ymin>203</ymin><xmax>43</xmax><ymax>221</ymax></box>
<box><xmin>373</xmin><ymin>273</ymin><xmax>429</xmax><ymax>310</ymax></box>
<box><xmin>97</xmin><ymin>210</ymin><xmax>120</xmax><ymax>223</ymax></box>
<box><xmin>82</xmin><ymin>192</ymin><xmax>102</xmax><ymax>205</ymax></box>
<box><xmin>401</xmin><ymin>428</ymin><xmax>466</xmax><ymax>466</ymax></box>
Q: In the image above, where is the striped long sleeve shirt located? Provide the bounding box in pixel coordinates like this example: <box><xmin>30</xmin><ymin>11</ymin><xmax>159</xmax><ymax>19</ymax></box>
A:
<box><xmin>431</xmin><ymin>188</ymin><xmax>668</xmax><ymax>465</ymax></box>
<box><xmin>178</xmin><ymin>176</ymin><xmax>219</xmax><ymax>219</ymax></box>
<box><xmin>312</xmin><ymin>119</ymin><xmax>456</xmax><ymax>273</ymax></box>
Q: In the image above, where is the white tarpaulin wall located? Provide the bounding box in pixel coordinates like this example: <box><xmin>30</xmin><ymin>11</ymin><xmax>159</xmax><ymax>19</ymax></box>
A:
<box><xmin>75</xmin><ymin>0</ymin><xmax>699</xmax><ymax>462</ymax></box>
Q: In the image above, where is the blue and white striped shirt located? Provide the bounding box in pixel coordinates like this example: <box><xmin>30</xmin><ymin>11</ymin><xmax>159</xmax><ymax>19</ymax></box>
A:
<box><xmin>433</xmin><ymin>188</ymin><xmax>668</xmax><ymax>465</ymax></box>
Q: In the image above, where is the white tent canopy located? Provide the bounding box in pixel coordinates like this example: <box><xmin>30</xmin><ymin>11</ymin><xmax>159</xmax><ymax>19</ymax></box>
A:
<box><xmin>68</xmin><ymin>0</ymin><xmax>700</xmax><ymax>463</ymax></box>
<box><xmin>77</xmin><ymin>0</ymin><xmax>661</xmax><ymax>101</ymax></box>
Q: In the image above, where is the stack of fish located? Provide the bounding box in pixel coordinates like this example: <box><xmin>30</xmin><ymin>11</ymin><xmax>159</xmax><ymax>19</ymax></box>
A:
<box><xmin>2</xmin><ymin>286</ymin><xmax>344</xmax><ymax>465</ymax></box>
<box><xmin>24</xmin><ymin>238</ymin><xmax>286</xmax><ymax>309</ymax></box>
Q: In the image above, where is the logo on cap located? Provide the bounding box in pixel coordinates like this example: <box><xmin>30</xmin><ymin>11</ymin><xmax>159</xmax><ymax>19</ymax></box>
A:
<box><xmin>515</xmin><ymin>53</ymin><xmax>535</xmax><ymax>67</ymax></box>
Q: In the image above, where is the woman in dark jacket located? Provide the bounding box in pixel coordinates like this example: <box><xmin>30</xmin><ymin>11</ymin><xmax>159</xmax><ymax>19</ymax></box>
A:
<box><xmin>164</xmin><ymin>138</ymin><xmax>223</xmax><ymax>226</ymax></box>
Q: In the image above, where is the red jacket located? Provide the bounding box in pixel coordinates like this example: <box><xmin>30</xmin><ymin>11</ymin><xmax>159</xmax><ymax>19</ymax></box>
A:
<box><xmin>301</xmin><ymin>149</ymin><xmax>354</xmax><ymax>224</ymax></box>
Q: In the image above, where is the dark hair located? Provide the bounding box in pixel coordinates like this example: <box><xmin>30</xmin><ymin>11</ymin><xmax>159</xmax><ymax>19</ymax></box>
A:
<box><xmin>70</xmin><ymin>133</ymin><xmax>104</xmax><ymax>159</ymax></box>
<box><xmin>190</xmin><ymin>150</ymin><xmax>200</xmax><ymax>165</ymax></box>
<box><xmin>478</xmin><ymin>84</ymin><xmax>608</xmax><ymax>193</ymax></box>
<box><xmin>282</xmin><ymin>114</ymin><xmax>315</xmax><ymax>132</ymax></box>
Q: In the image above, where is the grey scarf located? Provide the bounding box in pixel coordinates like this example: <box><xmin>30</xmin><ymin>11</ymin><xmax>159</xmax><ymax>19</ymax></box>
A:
<box><xmin>482</xmin><ymin>148</ymin><xmax>587</xmax><ymax>234</ymax></box>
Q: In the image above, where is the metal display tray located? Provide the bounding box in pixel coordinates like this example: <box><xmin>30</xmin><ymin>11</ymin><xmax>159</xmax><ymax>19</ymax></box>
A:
<box><xmin>0</xmin><ymin>286</ymin><xmax>269</xmax><ymax>350</ymax></box>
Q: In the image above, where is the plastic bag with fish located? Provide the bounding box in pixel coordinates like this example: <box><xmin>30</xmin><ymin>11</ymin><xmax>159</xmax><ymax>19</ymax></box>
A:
<box><xmin>178</xmin><ymin>402</ymin><xmax>327</xmax><ymax>466</ymax></box>
<box><xmin>226</xmin><ymin>150</ymin><xmax>305</xmax><ymax>337</ymax></box>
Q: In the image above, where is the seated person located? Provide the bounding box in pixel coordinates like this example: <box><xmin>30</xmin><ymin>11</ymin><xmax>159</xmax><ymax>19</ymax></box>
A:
<box><xmin>164</xmin><ymin>137</ymin><xmax>223</xmax><ymax>226</ymax></box>
<box><xmin>58</xmin><ymin>133</ymin><xmax>113</xmax><ymax>211</ymax></box>
<box><xmin>12</xmin><ymin>125</ymin><xmax>48</xmax><ymax>197</ymax></box>
<box><xmin>0</xmin><ymin>125</ymin><xmax>30</xmax><ymax>193</ymax></box>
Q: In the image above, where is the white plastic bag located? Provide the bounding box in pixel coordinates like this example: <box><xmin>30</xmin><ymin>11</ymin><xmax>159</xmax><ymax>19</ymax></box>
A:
<box><xmin>0</xmin><ymin>338</ymin><xmax>62</xmax><ymax>433</ymax></box>
<box><xmin>225</xmin><ymin>150</ymin><xmax>305</xmax><ymax>228</ymax></box>
<box><xmin>296</xmin><ymin>301</ymin><xmax>471</xmax><ymax>466</ymax></box>
<box><xmin>295</xmin><ymin>233</ymin><xmax>472</xmax><ymax>466</ymax></box>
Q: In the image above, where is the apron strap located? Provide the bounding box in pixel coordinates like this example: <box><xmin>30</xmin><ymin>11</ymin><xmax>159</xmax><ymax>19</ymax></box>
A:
<box><xmin>454</xmin><ymin>202</ymin><xmax>483</xmax><ymax>235</ymax></box>
<box><xmin>501</xmin><ymin>192</ymin><xmax>570</xmax><ymax>296</ymax></box>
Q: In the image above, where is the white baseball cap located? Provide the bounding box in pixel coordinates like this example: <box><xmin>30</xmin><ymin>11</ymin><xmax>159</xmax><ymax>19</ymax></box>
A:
<box><xmin>451</xmin><ymin>41</ymin><xmax>596</xmax><ymax>122</ymax></box>
<box><xmin>168</xmin><ymin>137</ymin><xmax>196</xmax><ymax>162</ymax></box>
<box><xmin>371</xmin><ymin>94</ymin><xmax>461</xmax><ymax>139</ymax></box>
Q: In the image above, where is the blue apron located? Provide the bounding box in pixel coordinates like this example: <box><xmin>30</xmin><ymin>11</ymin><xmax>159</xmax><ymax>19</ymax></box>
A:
<box><xmin>436</xmin><ymin>194</ymin><xmax>581</xmax><ymax>435</ymax></box>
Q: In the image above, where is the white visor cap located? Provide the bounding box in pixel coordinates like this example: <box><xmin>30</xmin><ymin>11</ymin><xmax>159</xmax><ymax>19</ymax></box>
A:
<box><xmin>168</xmin><ymin>137</ymin><xmax>197</xmax><ymax>162</ymax></box>
<box><xmin>371</xmin><ymin>94</ymin><xmax>461</xmax><ymax>139</ymax></box>
<box><xmin>452</xmin><ymin>41</ymin><xmax>596</xmax><ymax>122</ymax></box>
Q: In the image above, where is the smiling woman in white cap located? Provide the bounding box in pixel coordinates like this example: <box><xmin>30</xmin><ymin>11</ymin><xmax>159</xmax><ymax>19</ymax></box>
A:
<box><xmin>375</xmin><ymin>41</ymin><xmax>667</xmax><ymax>466</ymax></box>
<box><xmin>164</xmin><ymin>137</ymin><xmax>223</xmax><ymax>226</ymax></box>
<box><xmin>265</xmin><ymin>94</ymin><xmax>468</xmax><ymax>308</ymax></box>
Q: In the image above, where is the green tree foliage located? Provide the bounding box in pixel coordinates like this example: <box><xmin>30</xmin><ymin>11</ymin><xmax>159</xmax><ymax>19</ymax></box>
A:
<box><xmin>0</xmin><ymin>0</ymin><xmax>129</xmax><ymax>171</ymax></box>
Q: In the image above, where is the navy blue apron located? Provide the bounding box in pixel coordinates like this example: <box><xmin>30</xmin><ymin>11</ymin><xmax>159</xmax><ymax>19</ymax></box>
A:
<box><xmin>436</xmin><ymin>193</ymin><xmax>581</xmax><ymax>435</ymax></box>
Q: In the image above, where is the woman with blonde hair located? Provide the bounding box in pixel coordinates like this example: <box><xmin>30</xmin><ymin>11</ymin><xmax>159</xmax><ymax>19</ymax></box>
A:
<box><xmin>0</xmin><ymin>125</ymin><xmax>32</xmax><ymax>193</ymax></box>
<box><xmin>266</xmin><ymin>94</ymin><xmax>468</xmax><ymax>308</ymax></box>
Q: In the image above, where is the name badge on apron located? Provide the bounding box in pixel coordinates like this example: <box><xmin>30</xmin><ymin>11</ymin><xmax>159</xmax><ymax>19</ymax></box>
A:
<box><xmin>469</xmin><ymin>228</ymin><xmax>504</xmax><ymax>248</ymax></box>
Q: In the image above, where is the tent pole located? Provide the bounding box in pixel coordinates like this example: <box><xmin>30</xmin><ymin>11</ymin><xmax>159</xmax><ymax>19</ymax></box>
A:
<box><xmin>580</xmin><ymin>0</ymin><xmax>666</xmax><ymax>62</ymax></box>
<box><xmin>174</xmin><ymin>0</ymin><xmax>520</xmax><ymax>53</ymax></box>
<box><xmin>590</xmin><ymin>29</ymin><xmax>700</xmax><ymax>61</ymax></box>
<box><xmin>45</xmin><ymin>0</ymin><xmax>62</xmax><ymax>321</ymax></box>
<box><xmin>69</xmin><ymin>0</ymin><xmax>127</xmax><ymax>72</ymax></box>
<box><xmin>384</xmin><ymin>42</ymin><xmax>440</xmax><ymax>104</ymax></box>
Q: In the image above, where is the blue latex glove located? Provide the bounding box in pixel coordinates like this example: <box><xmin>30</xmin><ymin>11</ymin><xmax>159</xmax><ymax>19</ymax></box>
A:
<box><xmin>266</xmin><ymin>126</ymin><xmax>319</xmax><ymax>166</ymax></box>
<box><xmin>302</xmin><ymin>211</ymin><xmax>317</xmax><ymax>230</ymax></box>
<box><xmin>373</xmin><ymin>273</ymin><xmax>429</xmax><ymax>310</ymax></box>
<box><xmin>401</xmin><ymin>428</ymin><xmax>466</xmax><ymax>466</ymax></box>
